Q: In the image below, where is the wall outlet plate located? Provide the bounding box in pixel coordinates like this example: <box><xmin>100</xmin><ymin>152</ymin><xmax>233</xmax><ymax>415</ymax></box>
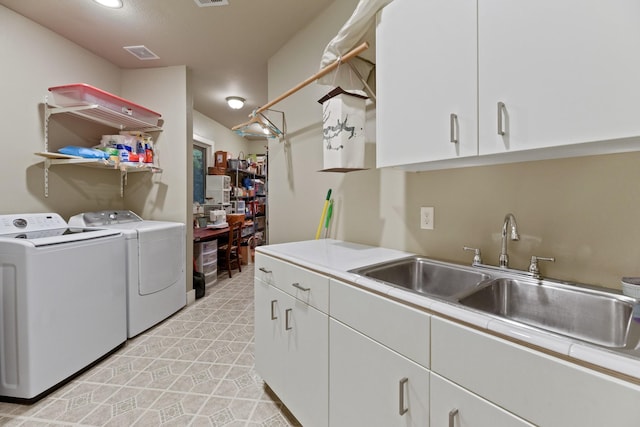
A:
<box><xmin>421</xmin><ymin>207</ymin><xmax>434</xmax><ymax>230</ymax></box>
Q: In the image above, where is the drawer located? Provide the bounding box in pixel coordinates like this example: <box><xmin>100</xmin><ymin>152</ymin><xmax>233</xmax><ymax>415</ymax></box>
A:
<box><xmin>255</xmin><ymin>253</ymin><xmax>286</xmax><ymax>286</ymax></box>
<box><xmin>201</xmin><ymin>239</ymin><xmax>217</xmax><ymax>253</ymax></box>
<box><xmin>430</xmin><ymin>373</ymin><xmax>533</xmax><ymax>427</ymax></box>
<box><xmin>255</xmin><ymin>253</ymin><xmax>329</xmax><ymax>313</ymax></box>
<box><xmin>201</xmin><ymin>250</ymin><xmax>217</xmax><ymax>265</ymax></box>
<box><xmin>431</xmin><ymin>317</ymin><xmax>640</xmax><ymax>426</ymax></box>
<box><xmin>202</xmin><ymin>260</ymin><xmax>217</xmax><ymax>276</ymax></box>
<box><xmin>330</xmin><ymin>279</ymin><xmax>430</xmax><ymax>368</ymax></box>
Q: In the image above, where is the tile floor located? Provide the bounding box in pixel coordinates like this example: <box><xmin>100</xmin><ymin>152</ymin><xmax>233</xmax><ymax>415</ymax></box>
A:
<box><xmin>0</xmin><ymin>264</ymin><xmax>301</xmax><ymax>426</ymax></box>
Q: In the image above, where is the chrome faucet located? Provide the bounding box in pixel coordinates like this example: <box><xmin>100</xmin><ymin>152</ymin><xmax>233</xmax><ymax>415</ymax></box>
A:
<box><xmin>499</xmin><ymin>213</ymin><xmax>520</xmax><ymax>268</ymax></box>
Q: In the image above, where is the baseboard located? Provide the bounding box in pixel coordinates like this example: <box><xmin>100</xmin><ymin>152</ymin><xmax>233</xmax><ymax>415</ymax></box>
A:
<box><xmin>186</xmin><ymin>289</ymin><xmax>196</xmax><ymax>305</ymax></box>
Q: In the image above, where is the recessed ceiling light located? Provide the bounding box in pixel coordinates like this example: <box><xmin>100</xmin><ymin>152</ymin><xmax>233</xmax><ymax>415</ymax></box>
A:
<box><xmin>226</xmin><ymin>96</ymin><xmax>245</xmax><ymax>109</ymax></box>
<box><xmin>93</xmin><ymin>0</ymin><xmax>123</xmax><ymax>8</ymax></box>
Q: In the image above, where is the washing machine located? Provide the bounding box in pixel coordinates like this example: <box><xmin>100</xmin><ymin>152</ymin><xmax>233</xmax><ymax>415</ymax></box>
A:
<box><xmin>69</xmin><ymin>210</ymin><xmax>186</xmax><ymax>338</ymax></box>
<box><xmin>0</xmin><ymin>213</ymin><xmax>127</xmax><ymax>401</ymax></box>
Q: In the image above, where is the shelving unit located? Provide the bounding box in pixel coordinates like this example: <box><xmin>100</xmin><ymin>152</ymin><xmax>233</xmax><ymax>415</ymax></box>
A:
<box><xmin>227</xmin><ymin>157</ymin><xmax>267</xmax><ymax>246</ymax></box>
<box><xmin>36</xmin><ymin>100</ymin><xmax>163</xmax><ymax>197</ymax></box>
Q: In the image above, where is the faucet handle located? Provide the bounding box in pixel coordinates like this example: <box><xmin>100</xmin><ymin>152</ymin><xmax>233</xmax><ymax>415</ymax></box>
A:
<box><xmin>528</xmin><ymin>256</ymin><xmax>555</xmax><ymax>279</ymax></box>
<box><xmin>463</xmin><ymin>246</ymin><xmax>483</xmax><ymax>266</ymax></box>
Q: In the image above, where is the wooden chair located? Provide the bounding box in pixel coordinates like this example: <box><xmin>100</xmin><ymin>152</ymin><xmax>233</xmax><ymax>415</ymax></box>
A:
<box><xmin>218</xmin><ymin>219</ymin><xmax>243</xmax><ymax>278</ymax></box>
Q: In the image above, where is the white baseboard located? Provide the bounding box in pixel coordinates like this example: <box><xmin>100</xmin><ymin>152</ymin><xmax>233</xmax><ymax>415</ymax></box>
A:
<box><xmin>186</xmin><ymin>289</ymin><xmax>196</xmax><ymax>305</ymax></box>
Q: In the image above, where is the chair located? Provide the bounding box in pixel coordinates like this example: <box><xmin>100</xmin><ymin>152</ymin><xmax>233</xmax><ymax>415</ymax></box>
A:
<box><xmin>218</xmin><ymin>219</ymin><xmax>243</xmax><ymax>278</ymax></box>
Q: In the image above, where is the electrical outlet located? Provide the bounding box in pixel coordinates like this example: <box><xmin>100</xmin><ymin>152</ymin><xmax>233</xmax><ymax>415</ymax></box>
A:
<box><xmin>420</xmin><ymin>207</ymin><xmax>434</xmax><ymax>230</ymax></box>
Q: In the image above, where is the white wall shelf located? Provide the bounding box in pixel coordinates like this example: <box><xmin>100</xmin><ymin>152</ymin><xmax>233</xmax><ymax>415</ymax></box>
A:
<box><xmin>39</xmin><ymin>99</ymin><xmax>163</xmax><ymax>197</ymax></box>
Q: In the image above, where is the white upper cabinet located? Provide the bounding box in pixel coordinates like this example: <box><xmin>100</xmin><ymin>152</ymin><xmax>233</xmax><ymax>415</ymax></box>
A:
<box><xmin>478</xmin><ymin>0</ymin><xmax>640</xmax><ymax>155</ymax></box>
<box><xmin>376</xmin><ymin>0</ymin><xmax>478</xmax><ymax>167</ymax></box>
<box><xmin>377</xmin><ymin>0</ymin><xmax>640</xmax><ymax>169</ymax></box>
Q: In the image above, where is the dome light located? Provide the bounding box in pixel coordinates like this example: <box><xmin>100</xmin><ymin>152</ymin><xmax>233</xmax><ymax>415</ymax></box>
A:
<box><xmin>226</xmin><ymin>96</ymin><xmax>245</xmax><ymax>110</ymax></box>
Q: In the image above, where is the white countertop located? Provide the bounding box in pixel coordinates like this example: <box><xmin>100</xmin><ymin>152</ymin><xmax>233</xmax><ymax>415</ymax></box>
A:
<box><xmin>258</xmin><ymin>239</ymin><xmax>640</xmax><ymax>381</ymax></box>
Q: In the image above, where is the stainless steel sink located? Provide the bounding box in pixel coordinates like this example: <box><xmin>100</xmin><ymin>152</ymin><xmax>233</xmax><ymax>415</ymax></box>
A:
<box><xmin>458</xmin><ymin>277</ymin><xmax>636</xmax><ymax>348</ymax></box>
<box><xmin>349</xmin><ymin>256</ymin><xmax>491</xmax><ymax>299</ymax></box>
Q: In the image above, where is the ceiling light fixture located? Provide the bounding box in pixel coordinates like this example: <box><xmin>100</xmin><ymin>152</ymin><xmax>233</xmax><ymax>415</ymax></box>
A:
<box><xmin>226</xmin><ymin>96</ymin><xmax>245</xmax><ymax>110</ymax></box>
<box><xmin>93</xmin><ymin>0</ymin><xmax>123</xmax><ymax>8</ymax></box>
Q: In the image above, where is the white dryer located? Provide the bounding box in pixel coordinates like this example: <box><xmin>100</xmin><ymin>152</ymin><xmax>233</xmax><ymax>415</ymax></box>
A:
<box><xmin>0</xmin><ymin>213</ymin><xmax>127</xmax><ymax>401</ymax></box>
<box><xmin>69</xmin><ymin>210</ymin><xmax>186</xmax><ymax>338</ymax></box>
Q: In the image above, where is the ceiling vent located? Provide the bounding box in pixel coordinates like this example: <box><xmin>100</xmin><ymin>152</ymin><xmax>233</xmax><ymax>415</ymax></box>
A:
<box><xmin>123</xmin><ymin>45</ymin><xmax>160</xmax><ymax>61</ymax></box>
<box><xmin>194</xmin><ymin>0</ymin><xmax>229</xmax><ymax>7</ymax></box>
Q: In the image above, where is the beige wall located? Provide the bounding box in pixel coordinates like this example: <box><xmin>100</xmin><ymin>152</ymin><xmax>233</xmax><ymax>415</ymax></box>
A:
<box><xmin>267</xmin><ymin>0</ymin><xmax>640</xmax><ymax>290</ymax></box>
<box><xmin>1</xmin><ymin>5</ymin><xmax>193</xmax><ymax>291</ymax></box>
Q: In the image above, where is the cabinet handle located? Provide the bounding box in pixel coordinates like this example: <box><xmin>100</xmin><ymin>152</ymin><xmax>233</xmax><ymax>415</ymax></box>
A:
<box><xmin>449</xmin><ymin>408</ymin><xmax>459</xmax><ymax>427</ymax></box>
<box><xmin>292</xmin><ymin>282</ymin><xmax>310</xmax><ymax>292</ymax></box>
<box><xmin>450</xmin><ymin>113</ymin><xmax>458</xmax><ymax>144</ymax></box>
<box><xmin>497</xmin><ymin>101</ymin><xmax>506</xmax><ymax>136</ymax></box>
<box><xmin>285</xmin><ymin>308</ymin><xmax>293</xmax><ymax>330</ymax></box>
<box><xmin>398</xmin><ymin>377</ymin><xmax>409</xmax><ymax>415</ymax></box>
<box><xmin>259</xmin><ymin>267</ymin><xmax>272</xmax><ymax>273</ymax></box>
<box><xmin>270</xmin><ymin>300</ymin><xmax>277</xmax><ymax>320</ymax></box>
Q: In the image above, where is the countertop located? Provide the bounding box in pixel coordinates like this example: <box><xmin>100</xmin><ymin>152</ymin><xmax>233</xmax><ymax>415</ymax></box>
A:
<box><xmin>257</xmin><ymin>239</ymin><xmax>640</xmax><ymax>382</ymax></box>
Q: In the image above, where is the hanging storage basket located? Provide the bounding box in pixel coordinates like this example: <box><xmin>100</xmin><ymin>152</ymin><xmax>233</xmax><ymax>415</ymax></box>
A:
<box><xmin>318</xmin><ymin>87</ymin><xmax>368</xmax><ymax>172</ymax></box>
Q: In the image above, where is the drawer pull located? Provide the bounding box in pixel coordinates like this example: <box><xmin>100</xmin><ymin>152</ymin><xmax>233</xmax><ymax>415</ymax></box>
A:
<box><xmin>450</xmin><ymin>113</ymin><xmax>458</xmax><ymax>144</ymax></box>
<box><xmin>292</xmin><ymin>282</ymin><xmax>310</xmax><ymax>292</ymax></box>
<box><xmin>270</xmin><ymin>300</ymin><xmax>277</xmax><ymax>320</ymax></box>
<box><xmin>259</xmin><ymin>267</ymin><xmax>272</xmax><ymax>274</ymax></box>
<box><xmin>449</xmin><ymin>408</ymin><xmax>459</xmax><ymax>427</ymax></box>
<box><xmin>285</xmin><ymin>308</ymin><xmax>293</xmax><ymax>330</ymax></box>
<box><xmin>497</xmin><ymin>101</ymin><xmax>507</xmax><ymax>136</ymax></box>
<box><xmin>399</xmin><ymin>377</ymin><xmax>409</xmax><ymax>415</ymax></box>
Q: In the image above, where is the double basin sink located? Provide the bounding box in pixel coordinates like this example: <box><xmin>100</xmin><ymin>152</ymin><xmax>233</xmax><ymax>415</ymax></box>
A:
<box><xmin>349</xmin><ymin>256</ymin><xmax>640</xmax><ymax>350</ymax></box>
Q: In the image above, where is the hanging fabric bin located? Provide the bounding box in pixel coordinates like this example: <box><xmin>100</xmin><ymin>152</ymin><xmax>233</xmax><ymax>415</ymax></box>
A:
<box><xmin>318</xmin><ymin>87</ymin><xmax>368</xmax><ymax>172</ymax></box>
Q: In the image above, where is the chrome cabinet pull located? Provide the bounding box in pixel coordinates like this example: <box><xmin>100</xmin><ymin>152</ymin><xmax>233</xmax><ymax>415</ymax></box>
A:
<box><xmin>450</xmin><ymin>113</ymin><xmax>458</xmax><ymax>143</ymax></box>
<box><xmin>497</xmin><ymin>101</ymin><xmax>506</xmax><ymax>136</ymax></box>
<box><xmin>292</xmin><ymin>282</ymin><xmax>310</xmax><ymax>292</ymax></box>
<box><xmin>285</xmin><ymin>308</ymin><xmax>293</xmax><ymax>330</ymax></box>
<box><xmin>259</xmin><ymin>267</ymin><xmax>272</xmax><ymax>273</ymax></box>
<box><xmin>449</xmin><ymin>408</ymin><xmax>459</xmax><ymax>427</ymax></box>
<box><xmin>270</xmin><ymin>300</ymin><xmax>277</xmax><ymax>320</ymax></box>
<box><xmin>398</xmin><ymin>377</ymin><xmax>409</xmax><ymax>415</ymax></box>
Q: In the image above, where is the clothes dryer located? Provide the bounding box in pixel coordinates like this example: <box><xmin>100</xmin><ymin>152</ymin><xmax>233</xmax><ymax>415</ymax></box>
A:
<box><xmin>69</xmin><ymin>210</ymin><xmax>186</xmax><ymax>337</ymax></box>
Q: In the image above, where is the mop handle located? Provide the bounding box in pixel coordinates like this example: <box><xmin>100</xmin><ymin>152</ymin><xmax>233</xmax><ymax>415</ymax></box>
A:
<box><xmin>315</xmin><ymin>189</ymin><xmax>332</xmax><ymax>240</ymax></box>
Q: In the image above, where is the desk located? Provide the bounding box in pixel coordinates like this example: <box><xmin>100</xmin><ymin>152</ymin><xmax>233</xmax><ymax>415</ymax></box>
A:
<box><xmin>193</xmin><ymin>226</ymin><xmax>229</xmax><ymax>242</ymax></box>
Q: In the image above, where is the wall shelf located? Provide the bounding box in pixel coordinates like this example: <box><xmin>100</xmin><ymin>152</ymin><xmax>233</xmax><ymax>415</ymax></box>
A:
<box><xmin>40</xmin><ymin>99</ymin><xmax>163</xmax><ymax>197</ymax></box>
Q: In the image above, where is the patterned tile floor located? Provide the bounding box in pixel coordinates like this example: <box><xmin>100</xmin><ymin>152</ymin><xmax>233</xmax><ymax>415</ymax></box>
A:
<box><xmin>0</xmin><ymin>264</ymin><xmax>301</xmax><ymax>426</ymax></box>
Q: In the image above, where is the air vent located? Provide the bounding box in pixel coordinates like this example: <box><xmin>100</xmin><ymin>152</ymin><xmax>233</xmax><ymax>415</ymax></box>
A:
<box><xmin>123</xmin><ymin>45</ymin><xmax>160</xmax><ymax>61</ymax></box>
<box><xmin>194</xmin><ymin>0</ymin><xmax>229</xmax><ymax>7</ymax></box>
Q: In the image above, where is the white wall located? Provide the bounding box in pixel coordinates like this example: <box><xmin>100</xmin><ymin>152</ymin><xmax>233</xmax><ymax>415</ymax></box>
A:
<box><xmin>193</xmin><ymin>110</ymin><xmax>253</xmax><ymax>161</ymax></box>
<box><xmin>1</xmin><ymin>5</ymin><xmax>194</xmax><ymax>291</ymax></box>
<box><xmin>0</xmin><ymin>5</ymin><xmax>123</xmax><ymax>216</ymax></box>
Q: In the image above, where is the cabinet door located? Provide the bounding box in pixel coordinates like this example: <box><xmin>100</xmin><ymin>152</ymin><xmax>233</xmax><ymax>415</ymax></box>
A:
<box><xmin>478</xmin><ymin>0</ymin><xmax>640</xmax><ymax>155</ymax></box>
<box><xmin>254</xmin><ymin>279</ymin><xmax>286</xmax><ymax>395</ymax></box>
<box><xmin>431</xmin><ymin>317</ymin><xmax>640</xmax><ymax>427</ymax></box>
<box><xmin>377</xmin><ymin>0</ymin><xmax>477</xmax><ymax>167</ymax></box>
<box><xmin>430</xmin><ymin>373</ymin><xmax>533</xmax><ymax>427</ymax></box>
<box><xmin>282</xmin><ymin>297</ymin><xmax>329</xmax><ymax>427</ymax></box>
<box><xmin>329</xmin><ymin>319</ymin><xmax>429</xmax><ymax>427</ymax></box>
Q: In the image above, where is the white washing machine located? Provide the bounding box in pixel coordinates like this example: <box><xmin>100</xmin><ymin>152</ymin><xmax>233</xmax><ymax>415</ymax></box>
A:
<box><xmin>69</xmin><ymin>210</ymin><xmax>186</xmax><ymax>337</ymax></box>
<box><xmin>0</xmin><ymin>213</ymin><xmax>127</xmax><ymax>401</ymax></box>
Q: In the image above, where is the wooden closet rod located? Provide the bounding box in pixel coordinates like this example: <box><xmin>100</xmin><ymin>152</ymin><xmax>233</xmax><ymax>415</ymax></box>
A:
<box><xmin>258</xmin><ymin>41</ymin><xmax>369</xmax><ymax>115</ymax></box>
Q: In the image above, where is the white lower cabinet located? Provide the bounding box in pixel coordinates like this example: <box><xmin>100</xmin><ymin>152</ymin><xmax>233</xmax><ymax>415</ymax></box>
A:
<box><xmin>254</xmin><ymin>278</ymin><xmax>328</xmax><ymax>427</ymax></box>
<box><xmin>329</xmin><ymin>319</ymin><xmax>430</xmax><ymax>427</ymax></box>
<box><xmin>431</xmin><ymin>317</ymin><xmax>640</xmax><ymax>427</ymax></box>
<box><xmin>255</xmin><ymin>252</ymin><xmax>640</xmax><ymax>427</ymax></box>
<box><xmin>430</xmin><ymin>373</ymin><xmax>533</xmax><ymax>427</ymax></box>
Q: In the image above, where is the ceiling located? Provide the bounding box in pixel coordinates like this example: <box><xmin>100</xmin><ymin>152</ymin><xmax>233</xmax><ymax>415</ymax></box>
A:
<box><xmin>0</xmin><ymin>0</ymin><xmax>334</xmax><ymax>130</ymax></box>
